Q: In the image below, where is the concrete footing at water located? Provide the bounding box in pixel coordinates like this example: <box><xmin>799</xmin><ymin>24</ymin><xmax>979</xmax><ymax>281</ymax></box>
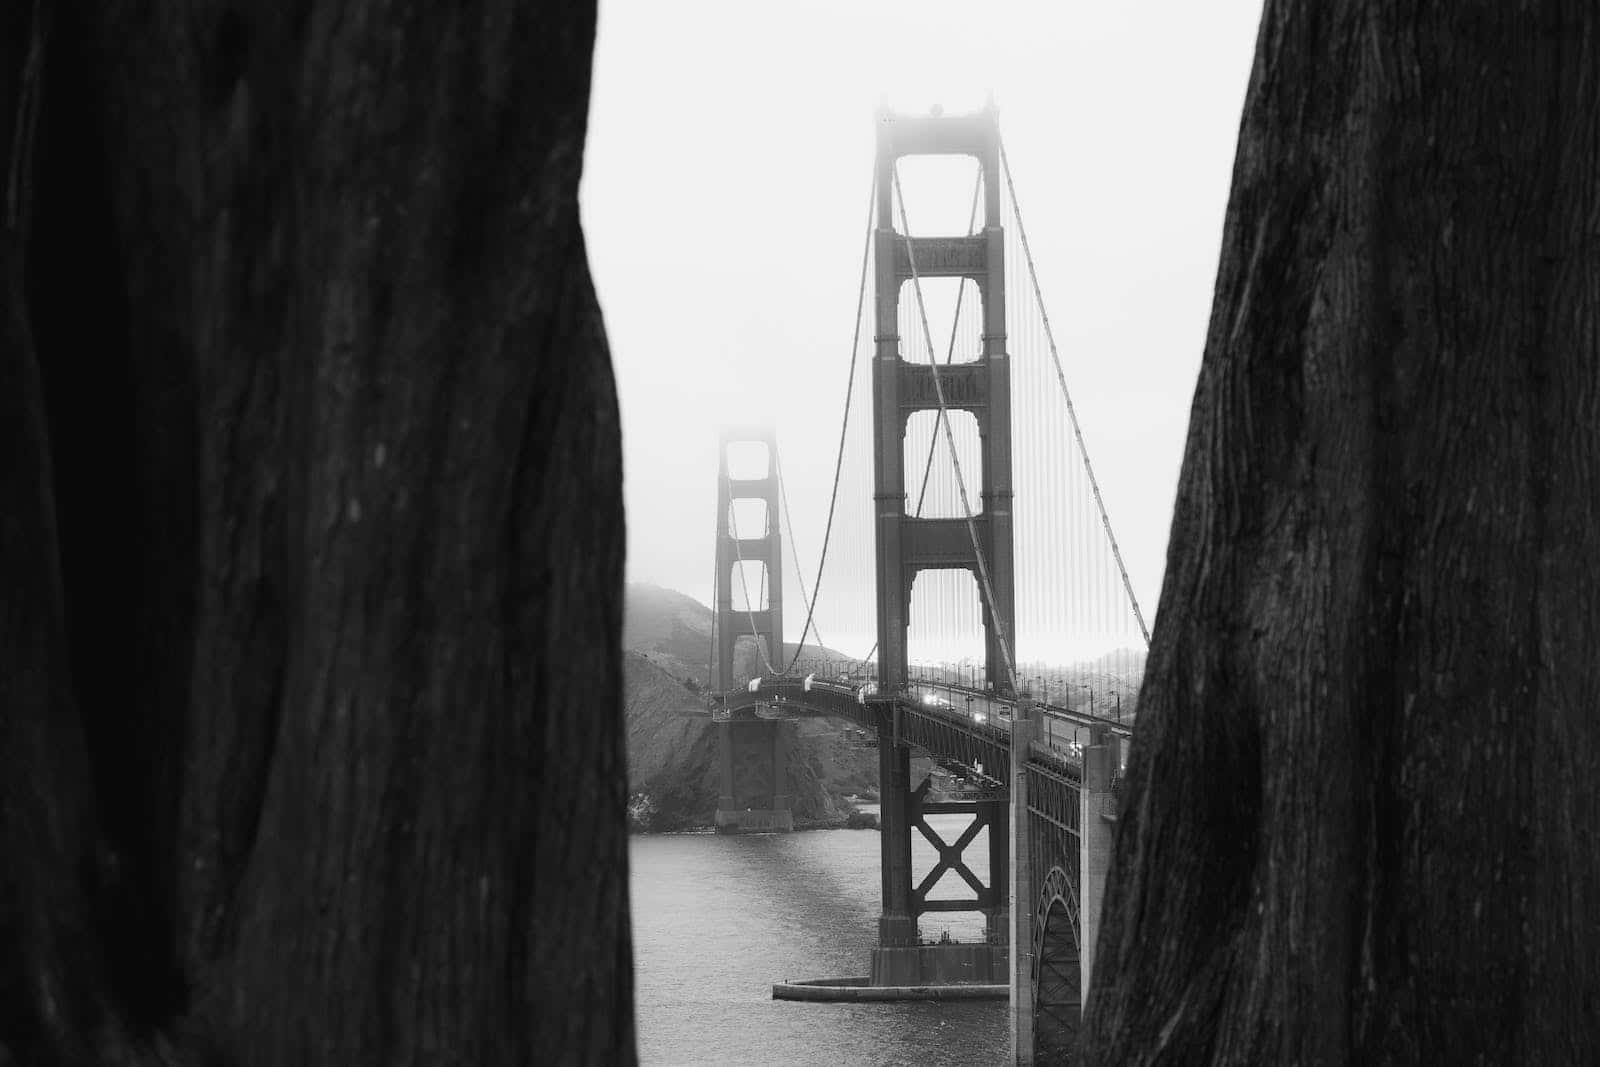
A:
<box><xmin>776</xmin><ymin>941</ymin><xmax>1008</xmax><ymax>1002</ymax></box>
<box><xmin>870</xmin><ymin>942</ymin><xmax>1007</xmax><ymax>986</ymax></box>
<box><xmin>772</xmin><ymin>977</ymin><xmax>1008</xmax><ymax>1002</ymax></box>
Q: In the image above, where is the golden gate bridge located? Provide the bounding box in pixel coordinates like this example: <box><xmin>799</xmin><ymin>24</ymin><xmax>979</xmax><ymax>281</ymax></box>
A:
<box><xmin>707</xmin><ymin>102</ymin><xmax>1150</xmax><ymax>1063</ymax></box>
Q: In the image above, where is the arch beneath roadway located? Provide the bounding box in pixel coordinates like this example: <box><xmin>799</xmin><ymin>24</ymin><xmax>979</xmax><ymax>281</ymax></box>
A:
<box><xmin>1033</xmin><ymin>864</ymin><xmax>1081</xmax><ymax>1060</ymax></box>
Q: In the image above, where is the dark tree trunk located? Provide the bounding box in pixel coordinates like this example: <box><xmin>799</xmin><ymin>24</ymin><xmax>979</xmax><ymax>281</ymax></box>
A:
<box><xmin>2</xmin><ymin>2</ymin><xmax>631</xmax><ymax>1064</ymax></box>
<box><xmin>1080</xmin><ymin>3</ymin><xmax>1600</xmax><ymax>1063</ymax></box>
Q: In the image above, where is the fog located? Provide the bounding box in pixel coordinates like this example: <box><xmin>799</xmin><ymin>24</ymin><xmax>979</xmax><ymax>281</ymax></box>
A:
<box><xmin>582</xmin><ymin>0</ymin><xmax>1262</xmax><ymax>637</ymax></box>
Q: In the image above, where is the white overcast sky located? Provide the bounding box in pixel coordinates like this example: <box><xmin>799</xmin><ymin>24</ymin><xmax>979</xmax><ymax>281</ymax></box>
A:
<box><xmin>582</xmin><ymin>1</ymin><xmax>1263</xmax><ymax>621</ymax></box>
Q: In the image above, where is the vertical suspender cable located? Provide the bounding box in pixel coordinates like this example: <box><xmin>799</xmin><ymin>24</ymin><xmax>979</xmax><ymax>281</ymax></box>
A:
<box><xmin>999</xmin><ymin>136</ymin><xmax>1150</xmax><ymax>647</ymax></box>
<box><xmin>776</xmin><ymin>450</ymin><xmax>830</xmax><ymax>656</ymax></box>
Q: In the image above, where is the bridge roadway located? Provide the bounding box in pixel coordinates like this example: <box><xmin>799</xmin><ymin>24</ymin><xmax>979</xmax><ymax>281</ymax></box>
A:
<box><xmin>717</xmin><ymin>675</ymin><xmax>1131</xmax><ymax>789</ymax></box>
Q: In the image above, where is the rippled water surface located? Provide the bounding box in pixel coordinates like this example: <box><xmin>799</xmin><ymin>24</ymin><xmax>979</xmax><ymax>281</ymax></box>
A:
<box><xmin>630</xmin><ymin>818</ymin><xmax>1008</xmax><ymax>1067</ymax></box>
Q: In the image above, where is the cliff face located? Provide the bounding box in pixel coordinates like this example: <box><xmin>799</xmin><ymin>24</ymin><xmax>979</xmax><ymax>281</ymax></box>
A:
<box><xmin>623</xmin><ymin>651</ymin><xmax>718</xmax><ymax>831</ymax></box>
<box><xmin>785</xmin><ymin>719</ymin><xmax>882</xmax><ymax>827</ymax></box>
<box><xmin>623</xmin><ymin>584</ymin><xmax>879</xmax><ymax>832</ymax></box>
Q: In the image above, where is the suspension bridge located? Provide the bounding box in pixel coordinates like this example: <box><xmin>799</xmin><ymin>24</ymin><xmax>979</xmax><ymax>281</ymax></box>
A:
<box><xmin>707</xmin><ymin>104</ymin><xmax>1153</xmax><ymax>1063</ymax></box>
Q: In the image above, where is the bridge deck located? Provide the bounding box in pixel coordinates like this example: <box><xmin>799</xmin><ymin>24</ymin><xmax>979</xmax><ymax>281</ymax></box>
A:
<box><xmin>717</xmin><ymin>675</ymin><xmax>1129</xmax><ymax>786</ymax></box>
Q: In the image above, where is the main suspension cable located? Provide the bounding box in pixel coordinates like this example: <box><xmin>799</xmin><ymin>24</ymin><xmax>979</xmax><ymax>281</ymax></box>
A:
<box><xmin>772</xmin><ymin>159</ymin><xmax>879</xmax><ymax>676</ymax></box>
<box><xmin>999</xmin><ymin>136</ymin><xmax>1150</xmax><ymax>646</ymax></box>
<box><xmin>775</xmin><ymin>450</ymin><xmax>830</xmax><ymax>656</ymax></box>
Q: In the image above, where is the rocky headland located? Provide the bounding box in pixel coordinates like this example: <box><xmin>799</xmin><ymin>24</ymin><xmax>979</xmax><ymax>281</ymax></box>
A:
<box><xmin>622</xmin><ymin>583</ymin><xmax>887</xmax><ymax>833</ymax></box>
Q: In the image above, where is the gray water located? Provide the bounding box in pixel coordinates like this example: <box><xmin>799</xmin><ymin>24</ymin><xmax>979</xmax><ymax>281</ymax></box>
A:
<box><xmin>630</xmin><ymin>815</ymin><xmax>1008</xmax><ymax>1067</ymax></box>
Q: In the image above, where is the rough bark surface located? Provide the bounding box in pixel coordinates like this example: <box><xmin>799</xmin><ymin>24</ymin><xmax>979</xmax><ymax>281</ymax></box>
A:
<box><xmin>2</xmin><ymin>2</ymin><xmax>631</xmax><ymax>1064</ymax></box>
<box><xmin>1080</xmin><ymin>4</ymin><xmax>1600</xmax><ymax>1064</ymax></box>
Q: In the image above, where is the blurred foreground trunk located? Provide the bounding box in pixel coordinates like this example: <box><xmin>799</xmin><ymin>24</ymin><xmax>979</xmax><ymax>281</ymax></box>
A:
<box><xmin>1081</xmin><ymin>4</ymin><xmax>1599</xmax><ymax>1063</ymax></box>
<box><xmin>1</xmin><ymin>2</ymin><xmax>631</xmax><ymax>1063</ymax></box>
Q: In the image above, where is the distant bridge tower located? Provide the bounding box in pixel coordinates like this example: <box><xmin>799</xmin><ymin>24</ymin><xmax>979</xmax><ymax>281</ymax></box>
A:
<box><xmin>869</xmin><ymin>103</ymin><xmax>1015</xmax><ymax>981</ymax></box>
<box><xmin>713</xmin><ymin>426</ymin><xmax>793</xmax><ymax>833</ymax></box>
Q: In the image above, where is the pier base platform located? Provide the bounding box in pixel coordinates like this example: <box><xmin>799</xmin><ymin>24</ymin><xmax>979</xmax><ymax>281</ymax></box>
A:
<box><xmin>772</xmin><ymin>977</ymin><xmax>1007</xmax><ymax>1002</ymax></box>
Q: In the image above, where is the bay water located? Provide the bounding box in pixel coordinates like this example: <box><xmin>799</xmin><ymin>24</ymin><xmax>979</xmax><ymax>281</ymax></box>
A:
<box><xmin>630</xmin><ymin>814</ymin><xmax>1009</xmax><ymax>1066</ymax></box>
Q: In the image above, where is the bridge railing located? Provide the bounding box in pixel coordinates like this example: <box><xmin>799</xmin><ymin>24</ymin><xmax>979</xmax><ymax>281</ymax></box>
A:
<box><xmin>896</xmin><ymin>677</ymin><xmax>1133</xmax><ymax>739</ymax></box>
<box><xmin>730</xmin><ymin>667</ymin><xmax>1133</xmax><ymax>743</ymax></box>
<box><xmin>784</xmin><ymin>656</ymin><xmax>878</xmax><ymax>683</ymax></box>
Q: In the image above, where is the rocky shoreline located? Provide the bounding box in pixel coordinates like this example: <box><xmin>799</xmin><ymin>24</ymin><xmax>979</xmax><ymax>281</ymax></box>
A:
<box><xmin>626</xmin><ymin>793</ymin><xmax>881</xmax><ymax>835</ymax></box>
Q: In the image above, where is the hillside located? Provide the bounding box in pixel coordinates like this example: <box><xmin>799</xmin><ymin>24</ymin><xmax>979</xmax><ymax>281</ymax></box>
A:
<box><xmin>624</xmin><ymin>582</ymin><xmax>855</xmax><ymax>684</ymax></box>
<box><xmin>623</xmin><ymin>583</ymin><xmax>879</xmax><ymax>832</ymax></box>
<box><xmin>622</xmin><ymin>651</ymin><xmax>719</xmax><ymax>831</ymax></box>
<box><xmin>623</xmin><ymin>583</ymin><xmax>713</xmax><ymax>684</ymax></box>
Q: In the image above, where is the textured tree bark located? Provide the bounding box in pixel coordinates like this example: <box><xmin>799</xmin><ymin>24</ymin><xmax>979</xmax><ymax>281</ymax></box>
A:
<box><xmin>2</xmin><ymin>2</ymin><xmax>631</xmax><ymax>1064</ymax></box>
<box><xmin>1080</xmin><ymin>3</ymin><xmax>1599</xmax><ymax>1063</ymax></box>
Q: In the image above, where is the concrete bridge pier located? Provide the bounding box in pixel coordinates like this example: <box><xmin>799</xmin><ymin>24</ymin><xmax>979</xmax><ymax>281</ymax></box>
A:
<box><xmin>874</xmin><ymin>729</ymin><xmax>919</xmax><ymax>950</ymax></box>
<box><xmin>981</xmin><ymin>795</ymin><xmax>1010</xmax><ymax>949</ymax></box>
<box><xmin>870</xmin><ymin>711</ymin><xmax>1009</xmax><ymax>986</ymax></box>
<box><xmin>1009</xmin><ymin>702</ymin><xmax>1040</xmax><ymax>1066</ymax></box>
<box><xmin>1079</xmin><ymin>727</ymin><xmax>1117</xmax><ymax>1006</ymax></box>
<box><xmin>715</xmin><ymin>717</ymin><xmax>794</xmax><ymax>833</ymax></box>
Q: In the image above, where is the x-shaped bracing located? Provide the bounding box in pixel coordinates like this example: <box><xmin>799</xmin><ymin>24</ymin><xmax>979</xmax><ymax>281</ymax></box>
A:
<box><xmin>909</xmin><ymin>779</ymin><xmax>999</xmax><ymax>913</ymax></box>
<box><xmin>912</xmin><ymin>816</ymin><xmax>988</xmax><ymax>909</ymax></box>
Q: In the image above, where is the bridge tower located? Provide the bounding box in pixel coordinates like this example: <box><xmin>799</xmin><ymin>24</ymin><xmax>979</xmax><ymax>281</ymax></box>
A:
<box><xmin>871</xmin><ymin>105</ymin><xmax>1016</xmax><ymax>698</ymax></box>
<box><xmin>713</xmin><ymin>426</ymin><xmax>793</xmax><ymax>833</ymax></box>
<box><xmin>869</xmin><ymin>104</ymin><xmax>1016</xmax><ymax>982</ymax></box>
